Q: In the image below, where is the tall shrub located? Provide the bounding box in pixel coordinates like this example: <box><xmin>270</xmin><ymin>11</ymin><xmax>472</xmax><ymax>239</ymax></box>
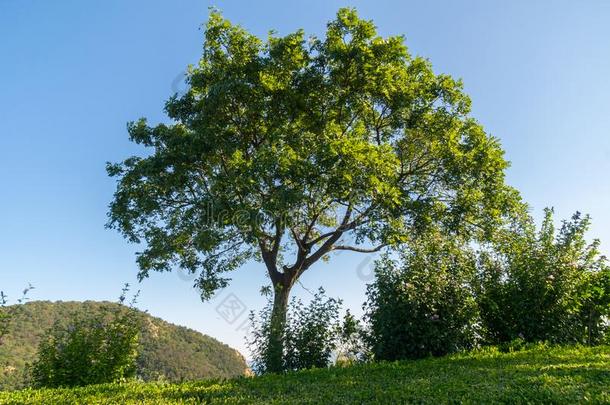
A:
<box><xmin>477</xmin><ymin>209</ymin><xmax>610</xmax><ymax>344</ymax></box>
<box><xmin>335</xmin><ymin>310</ymin><xmax>370</xmax><ymax>365</ymax></box>
<box><xmin>0</xmin><ymin>285</ymin><xmax>33</xmax><ymax>345</ymax></box>
<box><xmin>248</xmin><ymin>288</ymin><xmax>341</xmax><ymax>373</ymax></box>
<box><xmin>365</xmin><ymin>233</ymin><xmax>480</xmax><ymax>361</ymax></box>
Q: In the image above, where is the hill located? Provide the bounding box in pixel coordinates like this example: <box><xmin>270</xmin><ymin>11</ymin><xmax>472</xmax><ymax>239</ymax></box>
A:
<box><xmin>0</xmin><ymin>301</ymin><xmax>248</xmax><ymax>390</ymax></box>
<box><xmin>1</xmin><ymin>345</ymin><xmax>608</xmax><ymax>404</ymax></box>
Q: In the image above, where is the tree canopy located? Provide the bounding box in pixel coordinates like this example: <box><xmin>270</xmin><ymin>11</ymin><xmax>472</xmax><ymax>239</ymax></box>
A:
<box><xmin>108</xmin><ymin>8</ymin><xmax>520</xmax><ymax>295</ymax></box>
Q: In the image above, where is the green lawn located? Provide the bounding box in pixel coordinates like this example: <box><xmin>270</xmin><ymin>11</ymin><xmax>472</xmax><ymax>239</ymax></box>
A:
<box><xmin>1</xmin><ymin>345</ymin><xmax>609</xmax><ymax>404</ymax></box>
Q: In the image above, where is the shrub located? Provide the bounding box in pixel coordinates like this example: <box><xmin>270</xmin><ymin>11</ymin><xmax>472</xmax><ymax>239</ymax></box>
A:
<box><xmin>364</xmin><ymin>210</ymin><xmax>610</xmax><ymax>360</ymax></box>
<box><xmin>248</xmin><ymin>287</ymin><xmax>341</xmax><ymax>373</ymax></box>
<box><xmin>365</xmin><ymin>233</ymin><xmax>481</xmax><ymax>361</ymax></box>
<box><xmin>247</xmin><ymin>292</ymin><xmax>274</xmax><ymax>375</ymax></box>
<box><xmin>477</xmin><ymin>209</ymin><xmax>610</xmax><ymax>345</ymax></box>
<box><xmin>0</xmin><ymin>285</ymin><xmax>34</xmax><ymax>389</ymax></box>
<box><xmin>284</xmin><ymin>289</ymin><xmax>341</xmax><ymax>371</ymax></box>
<box><xmin>30</xmin><ymin>287</ymin><xmax>141</xmax><ymax>388</ymax></box>
<box><xmin>335</xmin><ymin>310</ymin><xmax>370</xmax><ymax>365</ymax></box>
<box><xmin>0</xmin><ymin>285</ymin><xmax>34</xmax><ymax>345</ymax></box>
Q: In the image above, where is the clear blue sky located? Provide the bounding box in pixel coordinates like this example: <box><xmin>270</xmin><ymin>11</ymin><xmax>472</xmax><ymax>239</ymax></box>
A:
<box><xmin>2</xmin><ymin>0</ymin><xmax>609</xmax><ymax>356</ymax></box>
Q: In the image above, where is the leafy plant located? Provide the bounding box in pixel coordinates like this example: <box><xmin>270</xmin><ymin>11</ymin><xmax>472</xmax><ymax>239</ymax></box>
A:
<box><xmin>284</xmin><ymin>289</ymin><xmax>342</xmax><ymax>371</ymax></box>
<box><xmin>30</xmin><ymin>286</ymin><xmax>142</xmax><ymax>388</ymax></box>
<box><xmin>335</xmin><ymin>310</ymin><xmax>370</xmax><ymax>365</ymax></box>
<box><xmin>477</xmin><ymin>209</ymin><xmax>610</xmax><ymax>345</ymax></box>
<box><xmin>248</xmin><ymin>287</ymin><xmax>341</xmax><ymax>373</ymax></box>
<box><xmin>365</xmin><ymin>232</ymin><xmax>481</xmax><ymax>360</ymax></box>
<box><xmin>0</xmin><ymin>285</ymin><xmax>34</xmax><ymax>345</ymax></box>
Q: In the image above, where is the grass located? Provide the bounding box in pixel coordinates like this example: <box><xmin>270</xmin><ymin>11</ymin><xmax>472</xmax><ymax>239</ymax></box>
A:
<box><xmin>1</xmin><ymin>345</ymin><xmax>608</xmax><ymax>404</ymax></box>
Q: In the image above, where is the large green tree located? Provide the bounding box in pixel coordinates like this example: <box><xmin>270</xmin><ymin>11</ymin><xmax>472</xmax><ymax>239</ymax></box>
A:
<box><xmin>108</xmin><ymin>8</ymin><xmax>521</xmax><ymax>372</ymax></box>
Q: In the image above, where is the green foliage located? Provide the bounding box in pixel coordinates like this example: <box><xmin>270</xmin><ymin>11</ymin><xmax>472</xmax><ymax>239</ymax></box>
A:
<box><xmin>335</xmin><ymin>310</ymin><xmax>369</xmax><ymax>365</ymax></box>
<box><xmin>0</xmin><ymin>293</ymin><xmax>10</xmax><ymax>345</ymax></box>
<box><xmin>246</xmin><ymin>296</ymin><xmax>273</xmax><ymax>375</ymax></box>
<box><xmin>107</xmin><ymin>6</ymin><xmax>521</xmax><ymax>372</ymax></box>
<box><xmin>0</xmin><ymin>285</ymin><xmax>33</xmax><ymax>345</ymax></box>
<box><xmin>365</xmin><ymin>232</ymin><xmax>481</xmax><ymax>360</ymax></box>
<box><xmin>248</xmin><ymin>288</ymin><xmax>341</xmax><ymax>373</ymax></box>
<box><xmin>364</xmin><ymin>210</ymin><xmax>610</xmax><ymax>361</ymax></box>
<box><xmin>107</xmin><ymin>7</ymin><xmax>518</xmax><ymax>295</ymax></box>
<box><xmin>284</xmin><ymin>289</ymin><xmax>341</xmax><ymax>371</ymax></box>
<box><xmin>30</xmin><ymin>290</ymin><xmax>141</xmax><ymax>388</ymax></box>
<box><xmin>1</xmin><ymin>345</ymin><xmax>608</xmax><ymax>404</ymax></box>
<box><xmin>477</xmin><ymin>209</ymin><xmax>610</xmax><ymax>345</ymax></box>
<box><xmin>0</xmin><ymin>286</ymin><xmax>34</xmax><ymax>389</ymax></box>
<box><xmin>0</xmin><ymin>301</ymin><xmax>247</xmax><ymax>390</ymax></box>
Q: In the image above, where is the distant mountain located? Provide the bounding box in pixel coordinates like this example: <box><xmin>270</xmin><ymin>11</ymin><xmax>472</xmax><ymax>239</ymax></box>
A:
<box><xmin>0</xmin><ymin>301</ymin><xmax>248</xmax><ymax>390</ymax></box>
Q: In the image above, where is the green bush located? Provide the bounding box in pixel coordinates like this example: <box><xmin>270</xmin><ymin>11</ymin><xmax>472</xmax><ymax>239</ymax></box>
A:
<box><xmin>365</xmin><ymin>210</ymin><xmax>610</xmax><ymax>361</ymax></box>
<box><xmin>0</xmin><ymin>285</ymin><xmax>33</xmax><ymax>345</ymax></box>
<box><xmin>248</xmin><ymin>288</ymin><xmax>341</xmax><ymax>373</ymax></box>
<box><xmin>365</xmin><ymin>232</ymin><xmax>481</xmax><ymax>360</ymax></box>
<box><xmin>477</xmin><ymin>209</ymin><xmax>610</xmax><ymax>345</ymax></box>
<box><xmin>284</xmin><ymin>289</ymin><xmax>341</xmax><ymax>371</ymax></box>
<box><xmin>335</xmin><ymin>310</ymin><xmax>370</xmax><ymax>365</ymax></box>
<box><xmin>30</xmin><ymin>288</ymin><xmax>141</xmax><ymax>388</ymax></box>
<box><xmin>0</xmin><ymin>285</ymin><xmax>34</xmax><ymax>389</ymax></box>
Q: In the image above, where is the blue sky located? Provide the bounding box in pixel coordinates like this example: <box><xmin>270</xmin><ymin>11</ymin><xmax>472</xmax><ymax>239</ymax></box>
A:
<box><xmin>1</xmin><ymin>0</ymin><xmax>609</xmax><ymax>356</ymax></box>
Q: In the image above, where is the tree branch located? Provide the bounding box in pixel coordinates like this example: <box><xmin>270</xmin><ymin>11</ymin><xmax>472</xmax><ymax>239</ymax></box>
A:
<box><xmin>302</xmin><ymin>205</ymin><xmax>353</xmax><ymax>269</ymax></box>
<box><xmin>333</xmin><ymin>244</ymin><xmax>387</xmax><ymax>253</ymax></box>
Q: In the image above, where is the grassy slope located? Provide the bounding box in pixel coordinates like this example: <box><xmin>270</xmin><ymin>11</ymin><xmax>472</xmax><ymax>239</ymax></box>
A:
<box><xmin>1</xmin><ymin>345</ymin><xmax>608</xmax><ymax>404</ymax></box>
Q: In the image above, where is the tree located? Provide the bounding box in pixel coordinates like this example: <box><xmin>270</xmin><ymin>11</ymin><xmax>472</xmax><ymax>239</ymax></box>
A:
<box><xmin>107</xmin><ymin>8</ymin><xmax>521</xmax><ymax>372</ymax></box>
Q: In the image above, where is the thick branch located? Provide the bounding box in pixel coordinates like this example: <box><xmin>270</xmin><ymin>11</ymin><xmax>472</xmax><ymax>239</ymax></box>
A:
<box><xmin>270</xmin><ymin>219</ymin><xmax>284</xmax><ymax>262</ymax></box>
<box><xmin>303</xmin><ymin>199</ymin><xmax>379</xmax><ymax>251</ymax></box>
<box><xmin>305</xmin><ymin>230</ymin><xmax>337</xmax><ymax>248</ymax></box>
<box><xmin>302</xmin><ymin>205</ymin><xmax>353</xmax><ymax>269</ymax></box>
<box><xmin>290</xmin><ymin>227</ymin><xmax>306</xmax><ymax>252</ymax></box>
<box><xmin>333</xmin><ymin>244</ymin><xmax>387</xmax><ymax>253</ymax></box>
<box><xmin>258</xmin><ymin>218</ymin><xmax>287</xmax><ymax>285</ymax></box>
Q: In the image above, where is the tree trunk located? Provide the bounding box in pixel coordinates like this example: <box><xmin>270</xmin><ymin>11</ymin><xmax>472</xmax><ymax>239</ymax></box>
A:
<box><xmin>266</xmin><ymin>279</ymin><xmax>292</xmax><ymax>373</ymax></box>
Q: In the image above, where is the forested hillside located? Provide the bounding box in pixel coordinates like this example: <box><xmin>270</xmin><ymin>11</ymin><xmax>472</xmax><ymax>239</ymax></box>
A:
<box><xmin>0</xmin><ymin>301</ymin><xmax>248</xmax><ymax>390</ymax></box>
